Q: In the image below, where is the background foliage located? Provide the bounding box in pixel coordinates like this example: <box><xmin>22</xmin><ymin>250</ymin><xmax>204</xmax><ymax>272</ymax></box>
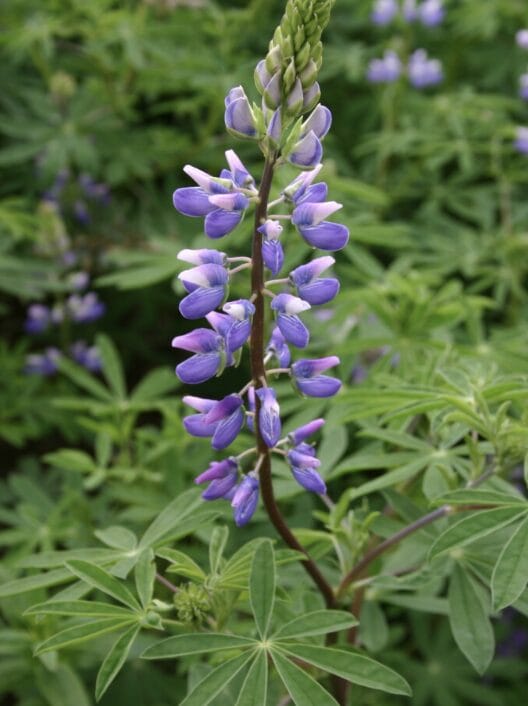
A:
<box><xmin>2</xmin><ymin>0</ymin><xmax>528</xmax><ymax>704</ymax></box>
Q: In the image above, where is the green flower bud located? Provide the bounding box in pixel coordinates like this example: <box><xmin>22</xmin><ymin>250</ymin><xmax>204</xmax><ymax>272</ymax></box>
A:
<box><xmin>173</xmin><ymin>583</ymin><xmax>211</xmax><ymax>625</ymax></box>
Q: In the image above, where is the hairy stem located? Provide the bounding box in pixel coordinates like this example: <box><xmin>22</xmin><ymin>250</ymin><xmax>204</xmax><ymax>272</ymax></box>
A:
<box><xmin>250</xmin><ymin>156</ymin><xmax>336</xmax><ymax>611</ymax></box>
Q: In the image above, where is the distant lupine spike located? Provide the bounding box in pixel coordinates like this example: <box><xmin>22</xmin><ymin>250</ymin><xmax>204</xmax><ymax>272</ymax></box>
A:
<box><xmin>24</xmin><ymin>347</ymin><xmax>61</xmax><ymax>376</ymax></box>
<box><xmin>367</xmin><ymin>50</ymin><xmax>402</xmax><ymax>83</ymax></box>
<box><xmin>371</xmin><ymin>0</ymin><xmax>398</xmax><ymax>26</ymax></box>
<box><xmin>231</xmin><ymin>475</ymin><xmax>260</xmax><ymax>526</ymax></box>
<box><xmin>520</xmin><ymin>73</ymin><xmax>528</xmax><ymax>100</ymax></box>
<box><xmin>271</xmin><ymin>293</ymin><xmax>311</xmax><ymax>348</ymax></box>
<box><xmin>402</xmin><ymin>0</ymin><xmax>418</xmax><ymax>21</ymax></box>
<box><xmin>290</xmin><ymin>255</ymin><xmax>339</xmax><ymax>304</ymax></box>
<box><xmin>517</xmin><ymin>29</ymin><xmax>528</xmax><ymax>50</ymax></box>
<box><xmin>256</xmin><ymin>387</ymin><xmax>281</xmax><ymax>447</ymax></box>
<box><xmin>67</xmin><ymin>292</ymin><xmax>105</xmax><ymax>323</ymax></box>
<box><xmin>68</xmin><ymin>271</ymin><xmax>90</xmax><ymax>291</ymax></box>
<box><xmin>74</xmin><ymin>200</ymin><xmax>90</xmax><ymax>225</ymax></box>
<box><xmin>514</xmin><ymin>127</ymin><xmax>528</xmax><ymax>155</ymax></box>
<box><xmin>178</xmin><ymin>263</ymin><xmax>229</xmax><ymax>320</ymax></box>
<box><xmin>419</xmin><ymin>0</ymin><xmax>444</xmax><ymax>27</ymax></box>
<box><xmin>292</xmin><ymin>356</ymin><xmax>342</xmax><ymax>397</ymax></box>
<box><xmin>408</xmin><ymin>49</ymin><xmax>443</xmax><ymax>88</ymax></box>
<box><xmin>25</xmin><ymin>304</ymin><xmax>51</xmax><ymax>334</ymax></box>
<box><xmin>70</xmin><ymin>341</ymin><xmax>102</xmax><ymax>372</ymax></box>
<box><xmin>196</xmin><ymin>458</ymin><xmax>239</xmax><ymax>500</ymax></box>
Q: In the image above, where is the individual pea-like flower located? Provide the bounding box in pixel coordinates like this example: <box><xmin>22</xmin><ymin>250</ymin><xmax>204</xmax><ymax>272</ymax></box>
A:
<box><xmin>206</xmin><ymin>305</ymin><xmax>253</xmax><ymax>359</ymax></box>
<box><xmin>224</xmin><ymin>86</ymin><xmax>258</xmax><ymax>139</ymax></box>
<box><xmin>266</xmin><ymin>326</ymin><xmax>291</xmax><ymax>367</ymax></box>
<box><xmin>222</xmin><ymin>299</ymin><xmax>256</xmax><ymax>351</ymax></box>
<box><xmin>24</xmin><ymin>347</ymin><xmax>61</xmax><ymax>376</ymax></box>
<box><xmin>519</xmin><ymin>73</ymin><xmax>528</xmax><ymax>100</ymax></box>
<box><xmin>70</xmin><ymin>341</ymin><xmax>102</xmax><ymax>372</ymax></box>
<box><xmin>402</xmin><ymin>0</ymin><xmax>418</xmax><ymax>21</ymax></box>
<box><xmin>517</xmin><ymin>29</ymin><xmax>528</xmax><ymax>50</ymax></box>
<box><xmin>283</xmin><ymin>163</ymin><xmax>324</xmax><ymax>202</ymax></box>
<box><xmin>259</xmin><ymin>220</ymin><xmax>284</xmax><ymax>275</ymax></box>
<box><xmin>231</xmin><ymin>475</ymin><xmax>260</xmax><ymax>526</ymax></box>
<box><xmin>302</xmin><ymin>82</ymin><xmax>321</xmax><ymax>113</ymax></box>
<box><xmin>25</xmin><ymin>304</ymin><xmax>51</xmax><ymax>334</ymax></box>
<box><xmin>68</xmin><ymin>271</ymin><xmax>90</xmax><ymax>291</ymax></box>
<box><xmin>408</xmin><ymin>49</ymin><xmax>443</xmax><ymax>88</ymax></box>
<box><xmin>270</xmin><ymin>293</ymin><xmax>311</xmax><ymax>348</ymax></box>
<box><xmin>177</xmin><ymin>263</ymin><xmax>229</xmax><ymax>320</ymax></box>
<box><xmin>288</xmin><ymin>418</ymin><xmax>325</xmax><ymax>445</ymax></box>
<box><xmin>177</xmin><ymin>248</ymin><xmax>227</xmax><ymax>266</ymax></box>
<box><xmin>289</xmin><ymin>255</ymin><xmax>340</xmax><ymax>305</ymax></box>
<box><xmin>301</xmin><ymin>105</ymin><xmax>333</xmax><ymax>141</ymax></box>
<box><xmin>67</xmin><ymin>292</ymin><xmax>105</xmax><ymax>323</ymax></box>
<box><xmin>195</xmin><ymin>457</ymin><xmax>239</xmax><ymax>500</ymax></box>
<box><xmin>514</xmin><ymin>127</ymin><xmax>528</xmax><ymax>156</ymax></box>
<box><xmin>292</xmin><ymin>356</ymin><xmax>342</xmax><ymax>397</ymax></box>
<box><xmin>256</xmin><ymin>387</ymin><xmax>281</xmax><ymax>447</ymax></box>
<box><xmin>419</xmin><ymin>0</ymin><xmax>444</xmax><ymax>27</ymax></box>
<box><xmin>171</xmin><ymin>328</ymin><xmax>225</xmax><ymax>384</ymax></box>
<box><xmin>367</xmin><ymin>51</ymin><xmax>402</xmax><ymax>84</ymax></box>
<box><xmin>287</xmin><ymin>442</ymin><xmax>327</xmax><ymax>494</ymax></box>
<box><xmin>371</xmin><ymin>0</ymin><xmax>398</xmax><ymax>26</ymax></box>
<box><xmin>291</xmin><ymin>200</ymin><xmax>349</xmax><ymax>251</ymax></box>
<box><xmin>203</xmin><ymin>394</ymin><xmax>246</xmax><ymax>450</ymax></box>
<box><xmin>288</xmin><ymin>131</ymin><xmax>323</xmax><ymax>168</ymax></box>
<box><xmin>182</xmin><ymin>396</ymin><xmax>218</xmax><ymax>437</ymax></box>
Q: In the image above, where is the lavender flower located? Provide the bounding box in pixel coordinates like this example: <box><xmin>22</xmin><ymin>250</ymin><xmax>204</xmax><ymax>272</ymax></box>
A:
<box><xmin>371</xmin><ymin>0</ymin><xmax>398</xmax><ymax>26</ymax></box>
<box><xmin>231</xmin><ymin>475</ymin><xmax>260</xmax><ymax>526</ymax></box>
<box><xmin>259</xmin><ymin>220</ymin><xmax>284</xmax><ymax>275</ymax></box>
<box><xmin>367</xmin><ymin>51</ymin><xmax>402</xmax><ymax>84</ymax></box>
<box><xmin>292</xmin><ymin>356</ymin><xmax>342</xmax><ymax>397</ymax></box>
<box><xmin>292</xmin><ymin>199</ymin><xmax>348</xmax><ymax>251</ymax></box>
<box><xmin>178</xmin><ymin>263</ymin><xmax>229</xmax><ymax>319</ymax></box>
<box><xmin>195</xmin><ymin>458</ymin><xmax>239</xmax><ymax>500</ymax></box>
<box><xmin>25</xmin><ymin>304</ymin><xmax>51</xmax><ymax>334</ymax></box>
<box><xmin>290</xmin><ymin>256</ymin><xmax>339</xmax><ymax>305</ymax></box>
<box><xmin>266</xmin><ymin>326</ymin><xmax>291</xmax><ymax>367</ymax></box>
<box><xmin>517</xmin><ymin>29</ymin><xmax>528</xmax><ymax>50</ymax></box>
<box><xmin>25</xmin><ymin>348</ymin><xmax>61</xmax><ymax>376</ymax></box>
<box><xmin>402</xmin><ymin>0</ymin><xmax>418</xmax><ymax>21</ymax></box>
<box><xmin>418</xmin><ymin>0</ymin><xmax>444</xmax><ymax>27</ymax></box>
<box><xmin>270</xmin><ymin>293</ymin><xmax>311</xmax><ymax>348</ymax></box>
<box><xmin>171</xmin><ymin>328</ymin><xmax>225</xmax><ymax>384</ymax></box>
<box><xmin>520</xmin><ymin>73</ymin><xmax>528</xmax><ymax>100</ymax></box>
<box><xmin>256</xmin><ymin>388</ymin><xmax>281</xmax><ymax>447</ymax></box>
<box><xmin>225</xmin><ymin>86</ymin><xmax>258</xmax><ymax>138</ymax></box>
<box><xmin>408</xmin><ymin>50</ymin><xmax>443</xmax><ymax>88</ymax></box>
<box><xmin>289</xmin><ymin>418</ymin><xmax>325</xmax><ymax>445</ymax></box>
<box><xmin>288</xmin><ymin>443</ymin><xmax>326</xmax><ymax>494</ymax></box>
<box><xmin>514</xmin><ymin>127</ymin><xmax>528</xmax><ymax>155</ymax></box>
<box><xmin>67</xmin><ymin>292</ymin><xmax>105</xmax><ymax>323</ymax></box>
<box><xmin>70</xmin><ymin>341</ymin><xmax>102</xmax><ymax>371</ymax></box>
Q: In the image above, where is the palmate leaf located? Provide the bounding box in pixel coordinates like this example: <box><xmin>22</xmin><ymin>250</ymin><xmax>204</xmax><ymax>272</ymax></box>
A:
<box><xmin>278</xmin><ymin>644</ymin><xmax>412</xmax><ymax>696</ymax></box>
<box><xmin>0</xmin><ymin>567</ymin><xmax>75</xmax><ymax>598</ymax></box>
<box><xmin>34</xmin><ymin>618</ymin><xmax>136</xmax><ymax>655</ymax></box>
<box><xmin>271</xmin><ymin>649</ymin><xmax>339</xmax><ymax>706</ymax></box>
<box><xmin>95</xmin><ymin>623</ymin><xmax>140</xmax><ymax>701</ymax></box>
<box><xmin>141</xmin><ymin>633</ymin><xmax>256</xmax><ymax>659</ymax></box>
<box><xmin>157</xmin><ymin>547</ymin><xmax>206</xmax><ymax>581</ymax></box>
<box><xmin>95</xmin><ymin>334</ymin><xmax>127</xmax><ymax>400</ymax></box>
<box><xmin>432</xmin><ymin>489</ymin><xmax>527</xmax><ymax>507</ymax></box>
<box><xmin>273</xmin><ymin>610</ymin><xmax>358</xmax><ymax>640</ymax></box>
<box><xmin>25</xmin><ymin>600</ymin><xmax>135</xmax><ymax>619</ymax></box>
<box><xmin>249</xmin><ymin>539</ymin><xmax>275</xmax><ymax>639</ymax></box>
<box><xmin>448</xmin><ymin>565</ymin><xmax>494</xmax><ymax>674</ymax></box>
<box><xmin>491</xmin><ymin>515</ymin><xmax>528</xmax><ymax>610</ymax></box>
<box><xmin>134</xmin><ymin>549</ymin><xmax>155</xmax><ymax>609</ymax></box>
<box><xmin>180</xmin><ymin>651</ymin><xmax>255</xmax><ymax>706</ymax></box>
<box><xmin>65</xmin><ymin>560</ymin><xmax>141</xmax><ymax>611</ymax></box>
<box><xmin>428</xmin><ymin>506</ymin><xmax>528</xmax><ymax>560</ymax></box>
<box><xmin>234</xmin><ymin>650</ymin><xmax>268</xmax><ymax>706</ymax></box>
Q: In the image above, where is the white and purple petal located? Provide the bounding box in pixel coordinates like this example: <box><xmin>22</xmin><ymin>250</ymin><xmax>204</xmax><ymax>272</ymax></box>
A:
<box><xmin>276</xmin><ymin>313</ymin><xmax>310</xmax><ymax>348</ymax></box>
<box><xmin>205</xmin><ymin>209</ymin><xmax>243</xmax><ymax>239</ymax></box>
<box><xmin>288</xmin><ymin>131</ymin><xmax>323</xmax><ymax>168</ymax></box>
<box><xmin>171</xmin><ymin>329</ymin><xmax>221</xmax><ymax>353</ymax></box>
<box><xmin>175</xmin><ymin>352</ymin><xmax>222</xmax><ymax>384</ymax></box>
<box><xmin>256</xmin><ymin>387</ymin><xmax>281</xmax><ymax>448</ymax></box>
<box><xmin>294</xmin><ymin>375</ymin><xmax>342</xmax><ymax>397</ymax></box>
<box><xmin>297</xmin><ymin>221</ymin><xmax>349</xmax><ymax>251</ymax></box>
<box><xmin>231</xmin><ymin>476</ymin><xmax>259</xmax><ymax>526</ymax></box>
<box><xmin>302</xmin><ymin>105</ymin><xmax>332</xmax><ymax>140</ymax></box>
<box><xmin>262</xmin><ymin>239</ymin><xmax>284</xmax><ymax>275</ymax></box>
<box><xmin>225</xmin><ymin>97</ymin><xmax>258</xmax><ymax>137</ymax></box>
<box><xmin>296</xmin><ymin>278</ymin><xmax>340</xmax><ymax>305</ymax></box>
<box><xmin>212</xmin><ymin>407</ymin><xmax>245</xmax><ymax>450</ymax></box>
<box><xmin>292</xmin><ymin>201</ymin><xmax>342</xmax><ymax>227</ymax></box>
<box><xmin>173</xmin><ymin>187</ymin><xmax>215</xmax><ymax>217</ymax></box>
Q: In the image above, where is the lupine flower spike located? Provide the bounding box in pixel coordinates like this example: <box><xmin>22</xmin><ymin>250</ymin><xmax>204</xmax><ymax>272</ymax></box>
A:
<box><xmin>170</xmin><ymin>0</ymin><xmax>345</xmax><ymax>526</ymax></box>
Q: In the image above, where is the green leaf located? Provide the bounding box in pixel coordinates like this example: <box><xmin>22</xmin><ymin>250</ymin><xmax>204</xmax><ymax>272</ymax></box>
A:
<box><xmin>130</xmin><ymin>367</ymin><xmax>179</xmax><ymax>402</ymax></box>
<box><xmin>94</xmin><ymin>526</ymin><xmax>137</xmax><ymax>551</ymax></box>
<box><xmin>209</xmin><ymin>525</ymin><xmax>229</xmax><ymax>575</ymax></box>
<box><xmin>35</xmin><ymin>618</ymin><xmax>135</xmax><ymax>655</ymax></box>
<box><xmin>44</xmin><ymin>449</ymin><xmax>95</xmax><ymax>472</ymax></box>
<box><xmin>432</xmin><ymin>489</ymin><xmax>526</xmax><ymax>507</ymax></box>
<box><xmin>274</xmin><ymin>610</ymin><xmax>358</xmax><ymax>640</ymax></box>
<box><xmin>271</xmin><ymin>649</ymin><xmax>339</xmax><ymax>706</ymax></box>
<box><xmin>138</xmin><ymin>488</ymin><xmax>204</xmax><ymax>549</ymax></box>
<box><xmin>428</xmin><ymin>507</ymin><xmax>528</xmax><ymax>560</ymax></box>
<box><xmin>0</xmin><ymin>567</ymin><xmax>75</xmax><ymax>597</ymax></box>
<box><xmin>135</xmin><ymin>549</ymin><xmax>155</xmax><ymax>609</ymax></box>
<box><xmin>95</xmin><ymin>624</ymin><xmax>140</xmax><ymax>701</ymax></box>
<box><xmin>491</xmin><ymin>515</ymin><xmax>528</xmax><ymax>610</ymax></box>
<box><xmin>57</xmin><ymin>356</ymin><xmax>113</xmax><ymax>401</ymax></box>
<box><xmin>180</xmin><ymin>651</ymin><xmax>255</xmax><ymax>706</ymax></box>
<box><xmin>157</xmin><ymin>548</ymin><xmax>206</xmax><ymax>581</ymax></box>
<box><xmin>280</xmin><ymin>644</ymin><xmax>412</xmax><ymax>696</ymax></box>
<box><xmin>448</xmin><ymin>565</ymin><xmax>494</xmax><ymax>674</ymax></box>
<box><xmin>249</xmin><ymin>540</ymin><xmax>275</xmax><ymax>639</ymax></box>
<box><xmin>25</xmin><ymin>600</ymin><xmax>135</xmax><ymax>618</ymax></box>
<box><xmin>95</xmin><ymin>334</ymin><xmax>127</xmax><ymax>400</ymax></box>
<box><xmin>235</xmin><ymin>650</ymin><xmax>268</xmax><ymax>706</ymax></box>
<box><xmin>141</xmin><ymin>633</ymin><xmax>255</xmax><ymax>659</ymax></box>
<box><xmin>65</xmin><ymin>560</ymin><xmax>141</xmax><ymax>611</ymax></box>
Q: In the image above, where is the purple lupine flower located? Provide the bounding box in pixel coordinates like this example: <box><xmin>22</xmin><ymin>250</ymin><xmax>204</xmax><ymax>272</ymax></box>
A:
<box><xmin>246</xmin><ymin>386</ymin><xmax>255</xmax><ymax>432</ymax></box>
<box><xmin>172</xmin><ymin>329</ymin><xmax>225</xmax><ymax>384</ymax></box>
<box><xmin>292</xmin><ymin>356</ymin><xmax>342</xmax><ymax>397</ymax></box>
<box><xmin>287</xmin><ymin>444</ymin><xmax>326</xmax><ymax>494</ymax></box>
<box><xmin>514</xmin><ymin>127</ymin><xmax>528</xmax><ymax>155</ymax></box>
<box><xmin>259</xmin><ymin>220</ymin><xmax>284</xmax><ymax>275</ymax></box>
<box><xmin>225</xmin><ymin>150</ymin><xmax>256</xmax><ymax>189</ymax></box>
<box><xmin>302</xmin><ymin>82</ymin><xmax>321</xmax><ymax>113</ymax></box>
<box><xmin>205</xmin><ymin>193</ymin><xmax>250</xmax><ymax>239</ymax></box>
<box><xmin>266</xmin><ymin>326</ymin><xmax>291</xmax><ymax>367</ymax></box>
<box><xmin>50</xmin><ymin>304</ymin><xmax>64</xmax><ymax>325</ymax></box>
<box><xmin>178</xmin><ymin>263</ymin><xmax>229</xmax><ymax>319</ymax></box>
<box><xmin>203</xmin><ymin>394</ymin><xmax>245</xmax><ymax>450</ymax></box>
<box><xmin>225</xmin><ymin>86</ymin><xmax>258</xmax><ymax>138</ymax></box>
<box><xmin>288</xmin><ymin>131</ymin><xmax>323</xmax><ymax>168</ymax></box>
<box><xmin>402</xmin><ymin>0</ymin><xmax>418</xmax><ymax>21</ymax></box>
<box><xmin>231</xmin><ymin>475</ymin><xmax>260</xmax><ymax>526</ymax></box>
<box><xmin>196</xmin><ymin>457</ymin><xmax>239</xmax><ymax>500</ymax></box>
<box><xmin>289</xmin><ymin>255</ymin><xmax>339</xmax><ymax>305</ymax></box>
<box><xmin>24</xmin><ymin>347</ymin><xmax>61</xmax><ymax>376</ymax></box>
<box><xmin>25</xmin><ymin>304</ymin><xmax>51</xmax><ymax>334</ymax></box>
<box><xmin>207</xmin><ymin>301</ymin><xmax>254</xmax><ymax>354</ymax></box>
<box><xmin>267</xmin><ymin>109</ymin><xmax>282</xmax><ymax>146</ymax></box>
<box><xmin>67</xmin><ymin>292</ymin><xmax>105</xmax><ymax>323</ymax></box>
<box><xmin>74</xmin><ymin>200</ymin><xmax>90</xmax><ymax>225</ymax></box>
<box><xmin>419</xmin><ymin>0</ymin><xmax>444</xmax><ymax>27</ymax></box>
<box><xmin>408</xmin><ymin>50</ymin><xmax>443</xmax><ymax>88</ymax></box>
<box><xmin>291</xmin><ymin>200</ymin><xmax>349</xmax><ymax>251</ymax></box>
<box><xmin>70</xmin><ymin>341</ymin><xmax>102</xmax><ymax>371</ymax></box>
<box><xmin>289</xmin><ymin>418</ymin><xmax>325</xmax><ymax>445</ymax></box>
<box><xmin>367</xmin><ymin>51</ymin><xmax>402</xmax><ymax>84</ymax></box>
<box><xmin>270</xmin><ymin>293</ymin><xmax>311</xmax><ymax>348</ymax></box>
<box><xmin>517</xmin><ymin>29</ymin><xmax>528</xmax><ymax>50</ymax></box>
<box><xmin>177</xmin><ymin>248</ymin><xmax>227</xmax><ymax>266</ymax></box>
<box><xmin>182</xmin><ymin>395</ymin><xmax>218</xmax><ymax>437</ymax></box>
<box><xmin>371</xmin><ymin>0</ymin><xmax>398</xmax><ymax>26</ymax></box>
<box><xmin>283</xmin><ymin>163</ymin><xmax>323</xmax><ymax>202</ymax></box>
<box><xmin>263</xmin><ymin>72</ymin><xmax>282</xmax><ymax>110</ymax></box>
<box><xmin>256</xmin><ymin>387</ymin><xmax>281</xmax><ymax>447</ymax></box>
<box><xmin>301</xmin><ymin>105</ymin><xmax>332</xmax><ymax>140</ymax></box>
<box><xmin>68</xmin><ymin>271</ymin><xmax>90</xmax><ymax>291</ymax></box>
<box><xmin>520</xmin><ymin>73</ymin><xmax>528</xmax><ymax>100</ymax></box>
<box><xmin>286</xmin><ymin>77</ymin><xmax>304</xmax><ymax>116</ymax></box>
